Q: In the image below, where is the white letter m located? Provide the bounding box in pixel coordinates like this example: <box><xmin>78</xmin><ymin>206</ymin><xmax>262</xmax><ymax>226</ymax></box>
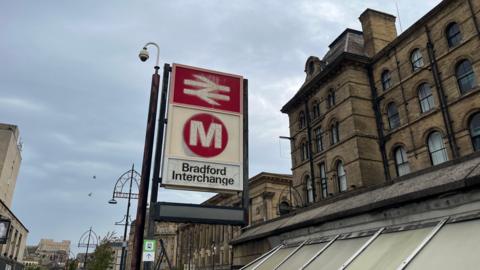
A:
<box><xmin>189</xmin><ymin>120</ymin><xmax>222</xmax><ymax>148</ymax></box>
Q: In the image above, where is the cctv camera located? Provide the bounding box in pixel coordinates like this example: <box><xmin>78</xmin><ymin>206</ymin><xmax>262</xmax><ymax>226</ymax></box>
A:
<box><xmin>139</xmin><ymin>48</ymin><xmax>149</xmax><ymax>62</ymax></box>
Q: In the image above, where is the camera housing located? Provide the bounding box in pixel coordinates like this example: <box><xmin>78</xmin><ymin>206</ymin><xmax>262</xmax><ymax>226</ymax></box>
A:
<box><xmin>138</xmin><ymin>48</ymin><xmax>149</xmax><ymax>62</ymax></box>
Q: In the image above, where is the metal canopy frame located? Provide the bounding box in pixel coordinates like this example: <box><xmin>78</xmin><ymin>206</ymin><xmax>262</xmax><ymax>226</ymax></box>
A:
<box><xmin>244</xmin><ymin>216</ymin><xmax>457</xmax><ymax>270</ymax></box>
<box><xmin>240</xmin><ymin>244</ymin><xmax>283</xmax><ymax>270</ymax></box>
<box><xmin>273</xmin><ymin>240</ymin><xmax>308</xmax><ymax>269</ymax></box>
<box><xmin>250</xmin><ymin>244</ymin><xmax>284</xmax><ymax>270</ymax></box>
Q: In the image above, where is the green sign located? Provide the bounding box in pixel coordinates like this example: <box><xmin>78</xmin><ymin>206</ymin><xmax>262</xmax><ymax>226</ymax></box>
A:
<box><xmin>143</xmin><ymin>239</ymin><xmax>156</xmax><ymax>252</ymax></box>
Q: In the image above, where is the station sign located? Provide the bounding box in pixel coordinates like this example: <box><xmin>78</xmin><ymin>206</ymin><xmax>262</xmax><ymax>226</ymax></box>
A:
<box><xmin>162</xmin><ymin>63</ymin><xmax>244</xmax><ymax>193</ymax></box>
<box><xmin>142</xmin><ymin>239</ymin><xmax>156</xmax><ymax>262</ymax></box>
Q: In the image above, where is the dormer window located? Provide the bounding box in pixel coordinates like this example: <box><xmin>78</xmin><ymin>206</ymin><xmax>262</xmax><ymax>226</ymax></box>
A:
<box><xmin>307</xmin><ymin>61</ymin><xmax>315</xmax><ymax>75</ymax></box>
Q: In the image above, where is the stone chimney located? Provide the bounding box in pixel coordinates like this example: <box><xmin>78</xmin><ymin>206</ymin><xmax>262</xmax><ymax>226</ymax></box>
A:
<box><xmin>359</xmin><ymin>9</ymin><xmax>397</xmax><ymax>57</ymax></box>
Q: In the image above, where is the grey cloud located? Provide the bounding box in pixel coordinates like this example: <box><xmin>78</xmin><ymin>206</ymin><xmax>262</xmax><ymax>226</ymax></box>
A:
<box><xmin>1</xmin><ymin>0</ymin><xmax>441</xmax><ymax>254</ymax></box>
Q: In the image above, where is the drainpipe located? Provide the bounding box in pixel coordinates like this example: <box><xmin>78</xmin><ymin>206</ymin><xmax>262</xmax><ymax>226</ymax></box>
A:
<box><xmin>304</xmin><ymin>100</ymin><xmax>317</xmax><ymax>202</ymax></box>
<box><xmin>367</xmin><ymin>66</ymin><xmax>391</xmax><ymax>182</ymax></box>
<box><xmin>425</xmin><ymin>25</ymin><xmax>460</xmax><ymax>158</ymax></box>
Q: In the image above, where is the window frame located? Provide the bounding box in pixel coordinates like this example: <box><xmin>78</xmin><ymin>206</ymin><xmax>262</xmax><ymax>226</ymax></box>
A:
<box><xmin>381</xmin><ymin>70</ymin><xmax>392</xmax><ymax>91</ymax></box>
<box><xmin>314</xmin><ymin>127</ymin><xmax>323</xmax><ymax>153</ymax></box>
<box><xmin>337</xmin><ymin>161</ymin><xmax>347</xmax><ymax>192</ymax></box>
<box><xmin>410</xmin><ymin>49</ymin><xmax>424</xmax><ymax>72</ymax></box>
<box><xmin>300</xmin><ymin>141</ymin><xmax>309</xmax><ymax>161</ymax></box>
<box><xmin>327</xmin><ymin>89</ymin><xmax>336</xmax><ymax>109</ymax></box>
<box><xmin>387</xmin><ymin>103</ymin><xmax>401</xmax><ymax>129</ymax></box>
<box><xmin>456</xmin><ymin>59</ymin><xmax>476</xmax><ymax>94</ymax></box>
<box><xmin>446</xmin><ymin>22</ymin><xmax>462</xmax><ymax>48</ymax></box>
<box><xmin>427</xmin><ymin>131</ymin><xmax>449</xmax><ymax>166</ymax></box>
<box><xmin>299</xmin><ymin>111</ymin><xmax>306</xmax><ymax>129</ymax></box>
<box><xmin>307</xmin><ymin>61</ymin><xmax>315</xmax><ymax>75</ymax></box>
<box><xmin>394</xmin><ymin>146</ymin><xmax>410</xmax><ymax>177</ymax></box>
<box><xmin>470</xmin><ymin>113</ymin><xmax>480</xmax><ymax>151</ymax></box>
<box><xmin>331</xmin><ymin>122</ymin><xmax>339</xmax><ymax>145</ymax></box>
<box><xmin>418</xmin><ymin>83</ymin><xmax>435</xmax><ymax>113</ymax></box>
<box><xmin>312</xmin><ymin>100</ymin><xmax>320</xmax><ymax>118</ymax></box>
<box><xmin>305</xmin><ymin>175</ymin><xmax>314</xmax><ymax>204</ymax></box>
<box><xmin>319</xmin><ymin>162</ymin><xmax>328</xmax><ymax>199</ymax></box>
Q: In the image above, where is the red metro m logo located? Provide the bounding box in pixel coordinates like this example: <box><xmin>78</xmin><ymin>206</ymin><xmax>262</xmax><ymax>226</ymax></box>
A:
<box><xmin>183</xmin><ymin>113</ymin><xmax>228</xmax><ymax>158</ymax></box>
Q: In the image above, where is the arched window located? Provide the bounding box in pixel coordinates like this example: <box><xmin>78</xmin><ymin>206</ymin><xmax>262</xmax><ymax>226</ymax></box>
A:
<box><xmin>411</xmin><ymin>49</ymin><xmax>424</xmax><ymax>72</ymax></box>
<box><xmin>327</xmin><ymin>89</ymin><xmax>335</xmax><ymax>108</ymax></box>
<box><xmin>305</xmin><ymin>175</ymin><xmax>314</xmax><ymax>203</ymax></box>
<box><xmin>394</xmin><ymin>147</ymin><xmax>410</xmax><ymax>176</ymax></box>
<box><xmin>446</xmin><ymin>22</ymin><xmax>462</xmax><ymax>48</ymax></box>
<box><xmin>300</xmin><ymin>142</ymin><xmax>305</xmax><ymax>161</ymax></box>
<box><xmin>331</xmin><ymin>122</ymin><xmax>339</xmax><ymax>145</ymax></box>
<box><xmin>300</xmin><ymin>141</ymin><xmax>309</xmax><ymax>161</ymax></box>
<box><xmin>381</xmin><ymin>70</ymin><xmax>392</xmax><ymax>91</ymax></box>
<box><xmin>418</xmin><ymin>83</ymin><xmax>435</xmax><ymax>113</ymax></box>
<box><xmin>337</xmin><ymin>161</ymin><xmax>347</xmax><ymax>192</ymax></box>
<box><xmin>312</xmin><ymin>100</ymin><xmax>320</xmax><ymax>118</ymax></box>
<box><xmin>314</xmin><ymin>127</ymin><xmax>323</xmax><ymax>152</ymax></box>
<box><xmin>299</xmin><ymin>111</ymin><xmax>306</xmax><ymax>129</ymax></box>
<box><xmin>319</xmin><ymin>163</ymin><xmax>328</xmax><ymax>199</ymax></box>
<box><xmin>428</xmin><ymin>131</ymin><xmax>448</xmax><ymax>165</ymax></box>
<box><xmin>456</xmin><ymin>60</ymin><xmax>476</xmax><ymax>93</ymax></box>
<box><xmin>307</xmin><ymin>61</ymin><xmax>315</xmax><ymax>75</ymax></box>
<box><xmin>387</xmin><ymin>103</ymin><xmax>400</xmax><ymax>129</ymax></box>
<box><xmin>470</xmin><ymin>113</ymin><xmax>480</xmax><ymax>151</ymax></box>
<box><xmin>278</xmin><ymin>201</ymin><xmax>291</xmax><ymax>216</ymax></box>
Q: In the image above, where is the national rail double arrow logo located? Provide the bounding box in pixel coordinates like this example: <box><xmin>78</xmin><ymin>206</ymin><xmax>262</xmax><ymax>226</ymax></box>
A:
<box><xmin>183</xmin><ymin>75</ymin><xmax>230</xmax><ymax>106</ymax></box>
<box><xmin>172</xmin><ymin>65</ymin><xmax>242</xmax><ymax>113</ymax></box>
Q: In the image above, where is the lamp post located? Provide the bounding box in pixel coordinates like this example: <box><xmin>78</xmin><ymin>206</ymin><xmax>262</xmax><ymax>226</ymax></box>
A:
<box><xmin>131</xmin><ymin>42</ymin><xmax>161</xmax><ymax>270</ymax></box>
<box><xmin>109</xmin><ymin>165</ymin><xmax>140</xmax><ymax>270</ymax></box>
<box><xmin>77</xmin><ymin>227</ymin><xmax>99</xmax><ymax>270</ymax></box>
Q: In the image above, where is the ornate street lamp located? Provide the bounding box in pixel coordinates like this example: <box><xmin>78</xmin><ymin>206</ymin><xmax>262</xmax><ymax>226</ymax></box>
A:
<box><xmin>109</xmin><ymin>164</ymin><xmax>140</xmax><ymax>270</ymax></box>
<box><xmin>77</xmin><ymin>227</ymin><xmax>99</xmax><ymax>269</ymax></box>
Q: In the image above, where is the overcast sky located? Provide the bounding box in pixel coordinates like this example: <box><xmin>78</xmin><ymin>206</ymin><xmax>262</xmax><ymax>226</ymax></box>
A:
<box><xmin>2</xmin><ymin>0</ymin><xmax>441</xmax><ymax>255</ymax></box>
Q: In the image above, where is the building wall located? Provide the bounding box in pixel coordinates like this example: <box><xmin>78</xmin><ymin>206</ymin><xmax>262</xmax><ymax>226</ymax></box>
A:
<box><xmin>0</xmin><ymin>200</ymin><xmax>27</xmax><ymax>263</ymax></box>
<box><xmin>154</xmin><ymin>222</ymin><xmax>177</xmax><ymax>270</ymax></box>
<box><xmin>283</xmin><ymin>0</ymin><xmax>480</xmax><ymax>206</ymax></box>
<box><xmin>371</xmin><ymin>0</ymin><xmax>480</xmax><ymax>178</ymax></box>
<box><xmin>0</xmin><ymin>124</ymin><xmax>27</xmax><ymax>265</ymax></box>
<box><xmin>175</xmin><ymin>172</ymin><xmax>292</xmax><ymax>270</ymax></box>
<box><xmin>0</xmin><ymin>124</ymin><xmax>21</xmax><ymax>208</ymax></box>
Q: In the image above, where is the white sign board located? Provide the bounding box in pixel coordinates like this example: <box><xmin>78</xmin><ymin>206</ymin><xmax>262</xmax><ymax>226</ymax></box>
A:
<box><xmin>162</xmin><ymin>63</ymin><xmax>244</xmax><ymax>193</ymax></box>
<box><xmin>143</xmin><ymin>252</ymin><xmax>154</xmax><ymax>262</ymax></box>
<box><xmin>142</xmin><ymin>239</ymin><xmax>156</xmax><ymax>262</ymax></box>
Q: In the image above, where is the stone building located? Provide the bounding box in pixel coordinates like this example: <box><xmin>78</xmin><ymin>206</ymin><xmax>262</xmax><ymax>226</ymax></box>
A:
<box><xmin>109</xmin><ymin>239</ymin><xmax>124</xmax><ymax>270</ymax></box>
<box><xmin>232</xmin><ymin>0</ymin><xmax>480</xmax><ymax>269</ymax></box>
<box><xmin>282</xmin><ymin>0</ymin><xmax>480</xmax><ymax>208</ymax></box>
<box><xmin>175</xmin><ymin>172</ymin><xmax>292</xmax><ymax>270</ymax></box>
<box><xmin>154</xmin><ymin>222</ymin><xmax>177</xmax><ymax>270</ymax></box>
<box><xmin>24</xmin><ymin>239</ymin><xmax>71</xmax><ymax>268</ymax></box>
<box><xmin>0</xmin><ymin>123</ymin><xmax>28</xmax><ymax>268</ymax></box>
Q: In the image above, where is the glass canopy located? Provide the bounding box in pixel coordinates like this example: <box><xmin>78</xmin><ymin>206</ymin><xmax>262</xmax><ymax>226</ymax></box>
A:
<box><xmin>240</xmin><ymin>217</ymin><xmax>480</xmax><ymax>270</ymax></box>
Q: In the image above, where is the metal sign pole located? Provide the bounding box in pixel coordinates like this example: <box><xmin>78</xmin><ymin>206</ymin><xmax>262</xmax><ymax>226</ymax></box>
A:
<box><xmin>132</xmin><ymin>65</ymin><xmax>160</xmax><ymax>270</ymax></box>
<box><xmin>243</xmin><ymin>79</ymin><xmax>249</xmax><ymax>225</ymax></box>
<box><xmin>145</xmin><ymin>63</ymin><xmax>171</xmax><ymax>270</ymax></box>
